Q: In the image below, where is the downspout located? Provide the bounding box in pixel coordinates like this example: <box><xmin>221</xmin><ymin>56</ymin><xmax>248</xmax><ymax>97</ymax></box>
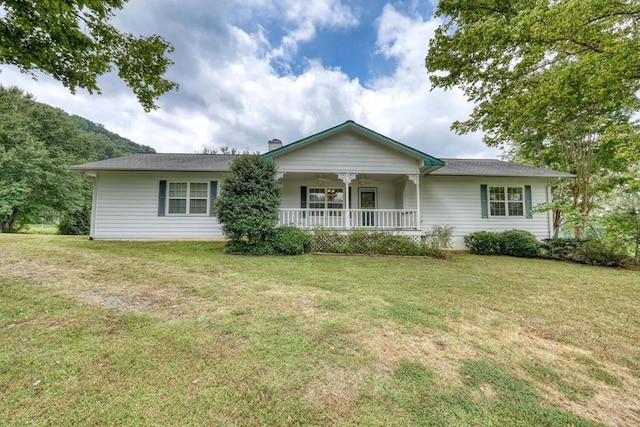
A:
<box><xmin>408</xmin><ymin>172</ymin><xmax>420</xmax><ymax>231</ymax></box>
<box><xmin>90</xmin><ymin>173</ymin><xmax>98</xmax><ymax>240</ymax></box>
<box><xmin>416</xmin><ymin>176</ymin><xmax>421</xmax><ymax>231</ymax></box>
<box><xmin>546</xmin><ymin>179</ymin><xmax>552</xmax><ymax>239</ymax></box>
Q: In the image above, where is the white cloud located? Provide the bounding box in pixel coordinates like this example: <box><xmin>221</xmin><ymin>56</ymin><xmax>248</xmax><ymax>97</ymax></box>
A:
<box><xmin>267</xmin><ymin>0</ymin><xmax>358</xmax><ymax>66</ymax></box>
<box><xmin>353</xmin><ymin>5</ymin><xmax>498</xmax><ymax>158</ymax></box>
<box><xmin>0</xmin><ymin>1</ymin><xmax>499</xmax><ymax>159</ymax></box>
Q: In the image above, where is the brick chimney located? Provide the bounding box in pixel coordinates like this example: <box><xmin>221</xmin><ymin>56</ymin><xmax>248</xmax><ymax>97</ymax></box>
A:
<box><xmin>268</xmin><ymin>139</ymin><xmax>282</xmax><ymax>151</ymax></box>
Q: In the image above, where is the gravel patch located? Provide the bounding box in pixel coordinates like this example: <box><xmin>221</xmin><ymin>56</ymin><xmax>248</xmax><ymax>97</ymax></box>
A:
<box><xmin>76</xmin><ymin>291</ymin><xmax>156</xmax><ymax>311</ymax></box>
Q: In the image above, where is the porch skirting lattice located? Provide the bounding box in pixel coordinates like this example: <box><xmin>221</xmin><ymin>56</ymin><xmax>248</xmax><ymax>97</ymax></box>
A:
<box><xmin>309</xmin><ymin>231</ymin><xmax>423</xmax><ymax>251</ymax></box>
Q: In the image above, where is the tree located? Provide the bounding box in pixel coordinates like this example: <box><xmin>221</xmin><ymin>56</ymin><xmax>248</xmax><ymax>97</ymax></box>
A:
<box><xmin>0</xmin><ymin>86</ymin><xmax>84</xmax><ymax>232</ymax></box>
<box><xmin>0</xmin><ymin>134</ymin><xmax>83</xmax><ymax>232</ymax></box>
<box><xmin>426</xmin><ymin>0</ymin><xmax>640</xmax><ymax>237</ymax></box>
<box><xmin>0</xmin><ymin>85</ymin><xmax>156</xmax><ymax>233</ymax></box>
<box><xmin>197</xmin><ymin>146</ymin><xmax>244</xmax><ymax>155</ymax></box>
<box><xmin>214</xmin><ymin>155</ymin><xmax>281</xmax><ymax>251</ymax></box>
<box><xmin>0</xmin><ymin>0</ymin><xmax>178</xmax><ymax>111</ymax></box>
<box><xmin>602</xmin><ymin>190</ymin><xmax>640</xmax><ymax>265</ymax></box>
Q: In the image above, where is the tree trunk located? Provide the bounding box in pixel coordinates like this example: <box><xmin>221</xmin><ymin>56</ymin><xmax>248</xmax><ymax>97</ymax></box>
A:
<box><xmin>553</xmin><ymin>209</ymin><xmax>562</xmax><ymax>238</ymax></box>
<box><xmin>1</xmin><ymin>207</ymin><xmax>19</xmax><ymax>233</ymax></box>
<box><xmin>571</xmin><ymin>178</ymin><xmax>583</xmax><ymax>239</ymax></box>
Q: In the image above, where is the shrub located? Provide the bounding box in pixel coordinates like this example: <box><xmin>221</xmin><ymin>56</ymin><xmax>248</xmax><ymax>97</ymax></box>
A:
<box><xmin>464</xmin><ymin>230</ymin><xmax>540</xmax><ymax>258</ymax></box>
<box><xmin>309</xmin><ymin>229</ymin><xmax>446</xmax><ymax>257</ymax></box>
<box><xmin>215</xmin><ymin>155</ymin><xmax>280</xmax><ymax>248</ymax></box>
<box><xmin>464</xmin><ymin>231</ymin><xmax>503</xmax><ymax>255</ymax></box>
<box><xmin>423</xmin><ymin>225</ymin><xmax>454</xmax><ymax>251</ymax></box>
<box><xmin>224</xmin><ymin>239</ymin><xmax>275</xmax><ymax>255</ymax></box>
<box><xmin>369</xmin><ymin>232</ymin><xmax>424</xmax><ymax>256</ymax></box>
<box><xmin>501</xmin><ymin>230</ymin><xmax>540</xmax><ymax>258</ymax></box>
<box><xmin>270</xmin><ymin>226</ymin><xmax>311</xmax><ymax>255</ymax></box>
<box><xmin>539</xmin><ymin>238</ymin><xmax>585</xmax><ymax>260</ymax></box>
<box><xmin>310</xmin><ymin>227</ymin><xmax>347</xmax><ymax>253</ymax></box>
<box><xmin>58</xmin><ymin>205</ymin><xmax>91</xmax><ymax>235</ymax></box>
<box><xmin>574</xmin><ymin>240</ymin><xmax>630</xmax><ymax>268</ymax></box>
<box><xmin>346</xmin><ymin>230</ymin><xmax>374</xmax><ymax>254</ymax></box>
<box><xmin>540</xmin><ymin>238</ymin><xmax>630</xmax><ymax>268</ymax></box>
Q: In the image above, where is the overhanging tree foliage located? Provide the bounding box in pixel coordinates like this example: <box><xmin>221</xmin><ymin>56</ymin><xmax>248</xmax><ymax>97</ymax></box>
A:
<box><xmin>426</xmin><ymin>0</ymin><xmax>640</xmax><ymax>237</ymax></box>
<box><xmin>214</xmin><ymin>155</ymin><xmax>281</xmax><ymax>251</ymax></box>
<box><xmin>0</xmin><ymin>0</ymin><xmax>178</xmax><ymax>111</ymax></box>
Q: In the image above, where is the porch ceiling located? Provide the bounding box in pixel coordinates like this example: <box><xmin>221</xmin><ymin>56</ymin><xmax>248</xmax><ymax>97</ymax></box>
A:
<box><xmin>279</xmin><ymin>172</ymin><xmax>409</xmax><ymax>183</ymax></box>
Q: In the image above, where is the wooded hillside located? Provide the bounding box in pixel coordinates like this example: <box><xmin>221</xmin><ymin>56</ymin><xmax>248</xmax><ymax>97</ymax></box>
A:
<box><xmin>0</xmin><ymin>85</ymin><xmax>155</xmax><ymax>233</ymax></box>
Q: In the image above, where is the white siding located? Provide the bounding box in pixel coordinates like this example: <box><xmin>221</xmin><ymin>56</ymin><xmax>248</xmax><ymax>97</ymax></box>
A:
<box><xmin>274</xmin><ymin>133</ymin><xmax>420</xmax><ymax>174</ymax></box>
<box><xmin>420</xmin><ymin>176</ymin><xmax>551</xmax><ymax>250</ymax></box>
<box><xmin>394</xmin><ymin>182</ymin><xmax>405</xmax><ymax>209</ymax></box>
<box><xmin>404</xmin><ymin>181</ymin><xmax>418</xmax><ymax>210</ymax></box>
<box><xmin>92</xmin><ymin>172</ymin><xmax>226</xmax><ymax>239</ymax></box>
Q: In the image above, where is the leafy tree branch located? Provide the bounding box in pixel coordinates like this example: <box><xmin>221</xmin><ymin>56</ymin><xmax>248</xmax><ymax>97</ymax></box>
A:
<box><xmin>0</xmin><ymin>0</ymin><xmax>178</xmax><ymax>111</ymax></box>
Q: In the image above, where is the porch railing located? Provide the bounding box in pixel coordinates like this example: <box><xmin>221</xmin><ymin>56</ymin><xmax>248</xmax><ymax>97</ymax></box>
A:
<box><xmin>278</xmin><ymin>209</ymin><xmax>418</xmax><ymax>230</ymax></box>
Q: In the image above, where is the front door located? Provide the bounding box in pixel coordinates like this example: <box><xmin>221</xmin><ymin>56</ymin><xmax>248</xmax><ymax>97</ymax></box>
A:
<box><xmin>359</xmin><ymin>188</ymin><xmax>377</xmax><ymax>227</ymax></box>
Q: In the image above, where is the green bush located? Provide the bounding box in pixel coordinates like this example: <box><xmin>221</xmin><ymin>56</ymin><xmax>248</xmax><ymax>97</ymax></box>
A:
<box><xmin>58</xmin><ymin>205</ymin><xmax>91</xmax><ymax>235</ymax></box>
<box><xmin>310</xmin><ymin>229</ymin><xmax>446</xmax><ymax>257</ymax></box>
<box><xmin>539</xmin><ymin>238</ymin><xmax>585</xmax><ymax>260</ymax></box>
<box><xmin>369</xmin><ymin>232</ymin><xmax>423</xmax><ymax>256</ymax></box>
<box><xmin>310</xmin><ymin>227</ymin><xmax>347</xmax><ymax>253</ymax></box>
<box><xmin>501</xmin><ymin>230</ymin><xmax>540</xmax><ymax>258</ymax></box>
<box><xmin>346</xmin><ymin>230</ymin><xmax>374</xmax><ymax>254</ymax></box>
<box><xmin>224</xmin><ymin>239</ymin><xmax>275</xmax><ymax>255</ymax></box>
<box><xmin>215</xmin><ymin>155</ymin><xmax>280</xmax><ymax>247</ymax></box>
<box><xmin>270</xmin><ymin>226</ymin><xmax>311</xmax><ymax>255</ymax></box>
<box><xmin>574</xmin><ymin>240</ymin><xmax>630</xmax><ymax>268</ymax></box>
<box><xmin>464</xmin><ymin>230</ymin><xmax>539</xmax><ymax>257</ymax></box>
<box><xmin>423</xmin><ymin>225</ymin><xmax>454</xmax><ymax>251</ymax></box>
<box><xmin>464</xmin><ymin>231</ymin><xmax>503</xmax><ymax>255</ymax></box>
<box><xmin>540</xmin><ymin>238</ymin><xmax>631</xmax><ymax>268</ymax></box>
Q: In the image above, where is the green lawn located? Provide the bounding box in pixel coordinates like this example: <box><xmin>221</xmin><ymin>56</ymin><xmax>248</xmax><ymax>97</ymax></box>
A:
<box><xmin>19</xmin><ymin>224</ymin><xmax>59</xmax><ymax>235</ymax></box>
<box><xmin>1</xmin><ymin>235</ymin><xmax>639</xmax><ymax>426</ymax></box>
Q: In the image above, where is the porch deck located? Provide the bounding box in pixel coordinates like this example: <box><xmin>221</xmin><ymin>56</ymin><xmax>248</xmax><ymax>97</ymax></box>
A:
<box><xmin>278</xmin><ymin>208</ymin><xmax>418</xmax><ymax>230</ymax></box>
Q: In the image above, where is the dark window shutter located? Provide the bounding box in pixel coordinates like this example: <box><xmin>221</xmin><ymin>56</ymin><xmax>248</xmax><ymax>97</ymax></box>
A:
<box><xmin>348</xmin><ymin>186</ymin><xmax>352</xmax><ymax>209</ymax></box>
<box><xmin>300</xmin><ymin>186</ymin><xmax>307</xmax><ymax>208</ymax></box>
<box><xmin>209</xmin><ymin>181</ymin><xmax>218</xmax><ymax>217</ymax></box>
<box><xmin>524</xmin><ymin>185</ymin><xmax>532</xmax><ymax>218</ymax></box>
<box><xmin>480</xmin><ymin>184</ymin><xmax>488</xmax><ymax>218</ymax></box>
<box><xmin>300</xmin><ymin>186</ymin><xmax>307</xmax><ymax>219</ymax></box>
<box><xmin>158</xmin><ymin>180</ymin><xmax>167</xmax><ymax>216</ymax></box>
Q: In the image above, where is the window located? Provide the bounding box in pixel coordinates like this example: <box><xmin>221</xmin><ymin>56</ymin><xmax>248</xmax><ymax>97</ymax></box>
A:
<box><xmin>168</xmin><ymin>182</ymin><xmax>209</xmax><ymax>215</ymax></box>
<box><xmin>489</xmin><ymin>186</ymin><xmax>524</xmax><ymax>217</ymax></box>
<box><xmin>308</xmin><ymin>188</ymin><xmax>344</xmax><ymax>214</ymax></box>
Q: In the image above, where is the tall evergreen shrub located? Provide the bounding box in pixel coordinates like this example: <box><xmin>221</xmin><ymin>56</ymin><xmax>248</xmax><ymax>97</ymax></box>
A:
<box><xmin>214</xmin><ymin>155</ymin><xmax>280</xmax><ymax>252</ymax></box>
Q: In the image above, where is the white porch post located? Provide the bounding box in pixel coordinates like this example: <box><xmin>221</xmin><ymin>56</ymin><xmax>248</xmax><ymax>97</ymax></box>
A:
<box><xmin>408</xmin><ymin>174</ymin><xmax>420</xmax><ymax>230</ymax></box>
<box><xmin>337</xmin><ymin>173</ymin><xmax>356</xmax><ymax>229</ymax></box>
<box><xmin>275</xmin><ymin>172</ymin><xmax>285</xmax><ymax>225</ymax></box>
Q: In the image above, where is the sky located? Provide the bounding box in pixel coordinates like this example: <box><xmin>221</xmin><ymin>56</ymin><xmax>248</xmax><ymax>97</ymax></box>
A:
<box><xmin>0</xmin><ymin>0</ymin><xmax>500</xmax><ymax>158</ymax></box>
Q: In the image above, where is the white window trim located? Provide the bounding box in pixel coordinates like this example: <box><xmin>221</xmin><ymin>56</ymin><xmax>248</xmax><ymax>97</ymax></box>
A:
<box><xmin>489</xmin><ymin>185</ymin><xmax>525</xmax><ymax>218</ymax></box>
<box><xmin>307</xmin><ymin>187</ymin><xmax>345</xmax><ymax>209</ymax></box>
<box><xmin>167</xmin><ymin>181</ymin><xmax>209</xmax><ymax>216</ymax></box>
<box><xmin>308</xmin><ymin>187</ymin><xmax>344</xmax><ymax>216</ymax></box>
<box><xmin>358</xmin><ymin>187</ymin><xmax>378</xmax><ymax>209</ymax></box>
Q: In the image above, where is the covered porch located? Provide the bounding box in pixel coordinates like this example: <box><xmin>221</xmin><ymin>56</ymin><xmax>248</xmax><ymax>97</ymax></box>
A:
<box><xmin>276</xmin><ymin>172</ymin><xmax>421</xmax><ymax>230</ymax></box>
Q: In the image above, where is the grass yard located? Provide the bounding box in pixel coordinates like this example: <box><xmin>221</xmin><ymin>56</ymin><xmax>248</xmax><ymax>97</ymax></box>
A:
<box><xmin>1</xmin><ymin>235</ymin><xmax>639</xmax><ymax>426</ymax></box>
<box><xmin>19</xmin><ymin>224</ymin><xmax>59</xmax><ymax>235</ymax></box>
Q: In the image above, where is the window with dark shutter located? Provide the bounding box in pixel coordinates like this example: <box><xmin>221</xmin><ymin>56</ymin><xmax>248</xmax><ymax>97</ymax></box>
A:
<box><xmin>158</xmin><ymin>180</ymin><xmax>167</xmax><ymax>216</ymax></box>
<box><xmin>210</xmin><ymin>181</ymin><xmax>218</xmax><ymax>217</ymax></box>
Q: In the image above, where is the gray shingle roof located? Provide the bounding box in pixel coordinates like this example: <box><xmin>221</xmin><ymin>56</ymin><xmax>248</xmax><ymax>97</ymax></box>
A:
<box><xmin>71</xmin><ymin>153</ymin><xmax>238</xmax><ymax>172</ymax></box>
<box><xmin>71</xmin><ymin>153</ymin><xmax>574</xmax><ymax>178</ymax></box>
<box><xmin>431</xmin><ymin>158</ymin><xmax>574</xmax><ymax>178</ymax></box>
